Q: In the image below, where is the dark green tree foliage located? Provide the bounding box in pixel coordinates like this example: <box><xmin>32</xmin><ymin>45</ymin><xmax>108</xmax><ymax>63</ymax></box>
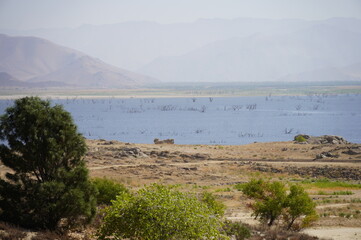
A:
<box><xmin>97</xmin><ymin>184</ymin><xmax>226</xmax><ymax>240</ymax></box>
<box><xmin>0</xmin><ymin>97</ymin><xmax>97</xmax><ymax>229</ymax></box>
<box><xmin>92</xmin><ymin>178</ymin><xmax>129</xmax><ymax>205</ymax></box>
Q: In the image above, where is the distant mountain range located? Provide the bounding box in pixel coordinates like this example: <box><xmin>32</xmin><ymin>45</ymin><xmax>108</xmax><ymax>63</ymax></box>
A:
<box><xmin>139</xmin><ymin>24</ymin><xmax>361</xmax><ymax>82</ymax></box>
<box><xmin>1</xmin><ymin>17</ymin><xmax>361</xmax><ymax>83</ymax></box>
<box><xmin>0</xmin><ymin>34</ymin><xmax>156</xmax><ymax>88</ymax></box>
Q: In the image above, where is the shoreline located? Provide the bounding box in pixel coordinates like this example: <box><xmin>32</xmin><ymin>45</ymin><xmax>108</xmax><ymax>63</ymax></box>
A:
<box><xmin>1</xmin><ymin>83</ymin><xmax>360</xmax><ymax>99</ymax></box>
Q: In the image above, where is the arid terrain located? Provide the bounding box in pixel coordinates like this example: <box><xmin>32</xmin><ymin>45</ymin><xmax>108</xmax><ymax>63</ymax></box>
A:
<box><xmin>1</xmin><ymin>137</ymin><xmax>360</xmax><ymax>239</ymax></box>
<box><xmin>84</xmin><ymin>137</ymin><xmax>361</xmax><ymax>240</ymax></box>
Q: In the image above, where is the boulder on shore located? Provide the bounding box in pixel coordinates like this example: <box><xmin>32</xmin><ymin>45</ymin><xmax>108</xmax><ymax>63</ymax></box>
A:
<box><xmin>154</xmin><ymin>138</ymin><xmax>175</xmax><ymax>144</ymax></box>
<box><xmin>294</xmin><ymin>134</ymin><xmax>350</xmax><ymax>144</ymax></box>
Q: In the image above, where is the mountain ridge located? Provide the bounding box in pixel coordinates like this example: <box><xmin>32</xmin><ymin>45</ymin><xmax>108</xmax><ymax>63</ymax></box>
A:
<box><xmin>0</xmin><ymin>34</ymin><xmax>157</xmax><ymax>88</ymax></box>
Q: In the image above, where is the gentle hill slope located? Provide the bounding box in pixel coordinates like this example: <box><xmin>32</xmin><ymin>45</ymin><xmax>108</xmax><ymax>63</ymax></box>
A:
<box><xmin>0</xmin><ymin>34</ymin><xmax>156</xmax><ymax>88</ymax></box>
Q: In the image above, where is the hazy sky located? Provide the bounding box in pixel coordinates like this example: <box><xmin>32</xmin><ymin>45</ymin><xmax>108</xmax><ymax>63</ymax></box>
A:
<box><xmin>0</xmin><ymin>0</ymin><xmax>360</xmax><ymax>30</ymax></box>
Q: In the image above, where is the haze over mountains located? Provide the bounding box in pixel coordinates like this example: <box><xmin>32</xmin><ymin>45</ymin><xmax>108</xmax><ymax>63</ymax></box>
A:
<box><xmin>1</xmin><ymin>17</ymin><xmax>361</xmax><ymax>85</ymax></box>
<box><xmin>0</xmin><ymin>34</ymin><xmax>156</xmax><ymax>88</ymax></box>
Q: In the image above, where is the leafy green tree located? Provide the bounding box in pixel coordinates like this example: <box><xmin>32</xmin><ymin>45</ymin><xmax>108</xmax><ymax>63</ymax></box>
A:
<box><xmin>242</xmin><ymin>179</ymin><xmax>287</xmax><ymax>226</ymax></box>
<box><xmin>92</xmin><ymin>178</ymin><xmax>129</xmax><ymax>205</ymax></box>
<box><xmin>283</xmin><ymin>185</ymin><xmax>318</xmax><ymax>230</ymax></box>
<box><xmin>97</xmin><ymin>184</ymin><xmax>227</xmax><ymax>240</ymax></box>
<box><xmin>0</xmin><ymin>97</ymin><xmax>97</xmax><ymax>229</ymax></box>
<box><xmin>242</xmin><ymin>179</ymin><xmax>317</xmax><ymax>229</ymax></box>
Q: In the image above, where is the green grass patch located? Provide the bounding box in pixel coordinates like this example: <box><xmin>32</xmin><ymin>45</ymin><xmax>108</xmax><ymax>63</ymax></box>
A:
<box><xmin>332</xmin><ymin>190</ymin><xmax>354</xmax><ymax>195</ymax></box>
<box><xmin>214</xmin><ymin>187</ymin><xmax>232</xmax><ymax>193</ymax></box>
<box><xmin>234</xmin><ymin>183</ymin><xmax>246</xmax><ymax>191</ymax></box>
<box><xmin>300</xmin><ymin>179</ymin><xmax>361</xmax><ymax>189</ymax></box>
<box><xmin>317</xmin><ymin>190</ymin><xmax>354</xmax><ymax>195</ymax></box>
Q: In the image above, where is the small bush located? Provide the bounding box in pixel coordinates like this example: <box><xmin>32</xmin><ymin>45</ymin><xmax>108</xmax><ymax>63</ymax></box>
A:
<box><xmin>223</xmin><ymin>220</ymin><xmax>250</xmax><ymax>240</ymax></box>
<box><xmin>200</xmin><ymin>192</ymin><xmax>226</xmax><ymax>216</ymax></box>
<box><xmin>234</xmin><ymin>183</ymin><xmax>246</xmax><ymax>191</ymax></box>
<box><xmin>242</xmin><ymin>179</ymin><xmax>317</xmax><ymax>230</ymax></box>
<box><xmin>97</xmin><ymin>184</ymin><xmax>226</xmax><ymax>240</ymax></box>
<box><xmin>92</xmin><ymin>178</ymin><xmax>129</xmax><ymax>205</ymax></box>
<box><xmin>295</xmin><ymin>135</ymin><xmax>307</xmax><ymax>143</ymax></box>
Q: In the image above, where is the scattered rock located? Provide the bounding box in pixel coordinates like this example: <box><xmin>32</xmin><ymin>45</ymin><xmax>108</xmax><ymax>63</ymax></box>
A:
<box><xmin>154</xmin><ymin>138</ymin><xmax>175</xmax><ymax>144</ymax></box>
<box><xmin>98</xmin><ymin>140</ymin><xmax>115</xmax><ymax>145</ymax></box>
<box><xmin>115</xmin><ymin>147</ymin><xmax>148</xmax><ymax>158</ymax></box>
<box><xmin>315</xmin><ymin>152</ymin><xmax>339</xmax><ymax>159</ymax></box>
<box><xmin>181</xmin><ymin>167</ymin><xmax>198</xmax><ymax>171</ymax></box>
<box><xmin>342</xmin><ymin>148</ymin><xmax>361</xmax><ymax>155</ymax></box>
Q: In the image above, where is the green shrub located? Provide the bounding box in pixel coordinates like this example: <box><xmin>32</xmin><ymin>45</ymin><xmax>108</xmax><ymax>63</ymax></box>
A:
<box><xmin>242</xmin><ymin>179</ymin><xmax>287</xmax><ymax>226</ymax></box>
<box><xmin>92</xmin><ymin>178</ymin><xmax>129</xmax><ymax>205</ymax></box>
<box><xmin>97</xmin><ymin>184</ymin><xmax>227</xmax><ymax>240</ymax></box>
<box><xmin>200</xmin><ymin>191</ymin><xmax>226</xmax><ymax>216</ymax></box>
<box><xmin>242</xmin><ymin>179</ymin><xmax>317</xmax><ymax>229</ymax></box>
<box><xmin>284</xmin><ymin>185</ymin><xmax>318</xmax><ymax>230</ymax></box>
<box><xmin>295</xmin><ymin>135</ymin><xmax>307</xmax><ymax>143</ymax></box>
<box><xmin>234</xmin><ymin>183</ymin><xmax>246</xmax><ymax>191</ymax></box>
<box><xmin>223</xmin><ymin>220</ymin><xmax>251</xmax><ymax>240</ymax></box>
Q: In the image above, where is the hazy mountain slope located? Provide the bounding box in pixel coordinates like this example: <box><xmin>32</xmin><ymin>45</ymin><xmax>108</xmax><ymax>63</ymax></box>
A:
<box><xmin>138</xmin><ymin>25</ymin><xmax>361</xmax><ymax>82</ymax></box>
<box><xmin>0</xmin><ymin>72</ymin><xmax>29</xmax><ymax>87</ymax></box>
<box><xmin>0</xmin><ymin>33</ymin><xmax>82</xmax><ymax>80</ymax></box>
<box><xmin>0</xmin><ymin>18</ymin><xmax>314</xmax><ymax>70</ymax></box>
<box><xmin>28</xmin><ymin>56</ymin><xmax>153</xmax><ymax>88</ymax></box>
<box><xmin>278</xmin><ymin>65</ymin><xmax>361</xmax><ymax>82</ymax></box>
<box><xmin>1</xmin><ymin>17</ymin><xmax>359</xmax><ymax>72</ymax></box>
<box><xmin>0</xmin><ymin>72</ymin><xmax>67</xmax><ymax>87</ymax></box>
<box><xmin>0</xmin><ymin>34</ymin><xmax>156</xmax><ymax>88</ymax></box>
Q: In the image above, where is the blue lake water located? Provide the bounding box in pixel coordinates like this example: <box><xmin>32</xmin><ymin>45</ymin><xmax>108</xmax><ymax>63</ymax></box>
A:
<box><xmin>0</xmin><ymin>94</ymin><xmax>360</xmax><ymax>145</ymax></box>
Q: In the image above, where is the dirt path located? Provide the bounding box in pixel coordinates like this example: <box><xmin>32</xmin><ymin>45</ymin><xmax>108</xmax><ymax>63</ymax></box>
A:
<box><xmin>316</xmin><ymin>203</ymin><xmax>350</xmax><ymax>210</ymax></box>
<box><xmin>303</xmin><ymin>227</ymin><xmax>361</xmax><ymax>240</ymax></box>
<box><xmin>88</xmin><ymin>160</ymin><xmax>227</xmax><ymax>170</ymax></box>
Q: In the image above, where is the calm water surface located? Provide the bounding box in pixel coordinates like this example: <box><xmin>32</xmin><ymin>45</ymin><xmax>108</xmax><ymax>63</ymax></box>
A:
<box><xmin>0</xmin><ymin>94</ymin><xmax>360</xmax><ymax>145</ymax></box>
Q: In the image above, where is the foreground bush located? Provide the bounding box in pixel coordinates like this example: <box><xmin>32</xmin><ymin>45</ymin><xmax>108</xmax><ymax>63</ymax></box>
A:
<box><xmin>92</xmin><ymin>178</ymin><xmax>129</xmax><ymax>205</ymax></box>
<box><xmin>97</xmin><ymin>184</ymin><xmax>227</xmax><ymax>240</ymax></box>
<box><xmin>0</xmin><ymin>97</ymin><xmax>97</xmax><ymax>230</ymax></box>
<box><xmin>242</xmin><ymin>179</ymin><xmax>317</xmax><ymax>230</ymax></box>
<box><xmin>200</xmin><ymin>191</ymin><xmax>226</xmax><ymax>217</ymax></box>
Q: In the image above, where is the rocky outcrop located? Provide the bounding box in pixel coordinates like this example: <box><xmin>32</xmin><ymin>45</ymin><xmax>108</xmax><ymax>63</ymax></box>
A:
<box><xmin>294</xmin><ymin>135</ymin><xmax>350</xmax><ymax>144</ymax></box>
<box><xmin>154</xmin><ymin>138</ymin><xmax>175</xmax><ymax>144</ymax></box>
<box><xmin>115</xmin><ymin>147</ymin><xmax>148</xmax><ymax>158</ymax></box>
<box><xmin>315</xmin><ymin>152</ymin><xmax>339</xmax><ymax>159</ymax></box>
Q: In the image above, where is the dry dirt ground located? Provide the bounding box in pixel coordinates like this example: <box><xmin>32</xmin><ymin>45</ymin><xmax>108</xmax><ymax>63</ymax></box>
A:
<box><xmin>1</xmin><ymin>139</ymin><xmax>360</xmax><ymax>239</ymax></box>
<box><xmin>85</xmin><ymin>139</ymin><xmax>361</xmax><ymax>240</ymax></box>
<box><xmin>86</xmin><ymin>140</ymin><xmax>361</xmax><ymax>239</ymax></box>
